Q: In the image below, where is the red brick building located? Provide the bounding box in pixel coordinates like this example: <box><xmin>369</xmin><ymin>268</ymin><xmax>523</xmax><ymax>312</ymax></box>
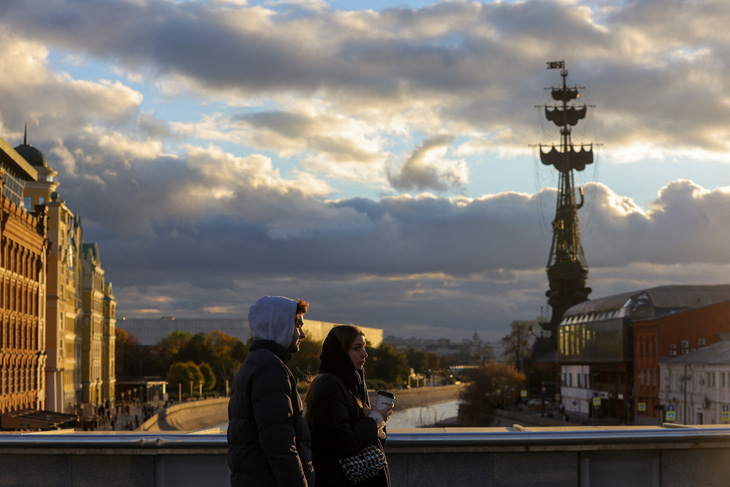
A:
<box><xmin>634</xmin><ymin>299</ymin><xmax>730</xmax><ymax>424</ymax></box>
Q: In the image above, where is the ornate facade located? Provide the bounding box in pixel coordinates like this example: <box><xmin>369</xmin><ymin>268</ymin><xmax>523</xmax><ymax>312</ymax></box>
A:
<box><xmin>6</xmin><ymin>130</ymin><xmax>116</xmax><ymax>416</ymax></box>
<box><xmin>20</xmin><ymin>139</ymin><xmax>85</xmax><ymax>413</ymax></box>
<box><xmin>0</xmin><ymin>136</ymin><xmax>47</xmax><ymax>415</ymax></box>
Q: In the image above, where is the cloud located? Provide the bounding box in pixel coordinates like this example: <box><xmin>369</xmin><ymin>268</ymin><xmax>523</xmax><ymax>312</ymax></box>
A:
<box><xmin>0</xmin><ymin>33</ymin><xmax>145</xmax><ymax>142</ymax></box>
<box><xmin>388</xmin><ymin>134</ymin><xmax>468</xmax><ymax>192</ymax></box>
<box><xmin>5</xmin><ymin>0</ymin><xmax>730</xmax><ymax>341</ymax></box>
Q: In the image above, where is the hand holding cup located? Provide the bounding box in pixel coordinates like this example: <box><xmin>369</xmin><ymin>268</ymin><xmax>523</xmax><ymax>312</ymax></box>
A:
<box><xmin>375</xmin><ymin>390</ymin><xmax>395</xmax><ymax>421</ymax></box>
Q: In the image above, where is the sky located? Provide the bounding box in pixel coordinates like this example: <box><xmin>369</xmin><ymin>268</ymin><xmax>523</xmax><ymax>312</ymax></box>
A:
<box><xmin>2</xmin><ymin>0</ymin><xmax>730</xmax><ymax>342</ymax></box>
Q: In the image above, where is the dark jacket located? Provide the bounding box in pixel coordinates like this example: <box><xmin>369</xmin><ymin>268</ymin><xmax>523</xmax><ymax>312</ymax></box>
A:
<box><xmin>306</xmin><ymin>373</ymin><xmax>390</xmax><ymax>487</ymax></box>
<box><xmin>227</xmin><ymin>340</ymin><xmax>314</xmax><ymax>487</ymax></box>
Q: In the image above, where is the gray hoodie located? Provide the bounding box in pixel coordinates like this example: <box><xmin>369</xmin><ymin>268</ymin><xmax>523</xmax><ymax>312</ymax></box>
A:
<box><xmin>248</xmin><ymin>296</ymin><xmax>297</xmax><ymax>349</ymax></box>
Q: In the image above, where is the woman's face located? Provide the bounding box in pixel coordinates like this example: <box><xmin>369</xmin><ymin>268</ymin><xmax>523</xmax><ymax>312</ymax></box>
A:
<box><xmin>349</xmin><ymin>334</ymin><xmax>368</xmax><ymax>370</ymax></box>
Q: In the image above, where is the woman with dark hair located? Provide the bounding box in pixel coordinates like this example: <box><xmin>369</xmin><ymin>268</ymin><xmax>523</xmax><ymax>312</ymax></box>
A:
<box><xmin>305</xmin><ymin>325</ymin><xmax>392</xmax><ymax>486</ymax></box>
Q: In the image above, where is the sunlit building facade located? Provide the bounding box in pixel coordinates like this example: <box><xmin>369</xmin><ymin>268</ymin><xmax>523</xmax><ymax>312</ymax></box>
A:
<box><xmin>0</xmin><ymin>136</ymin><xmax>47</xmax><ymax>415</ymax></box>
<box><xmin>18</xmin><ymin>137</ymin><xmax>85</xmax><ymax>413</ymax></box>
<box><xmin>81</xmin><ymin>243</ymin><xmax>104</xmax><ymax>406</ymax></box>
<box><xmin>15</xmin><ymin>132</ymin><xmax>115</xmax><ymax>414</ymax></box>
<box><xmin>101</xmin><ymin>281</ymin><xmax>116</xmax><ymax>403</ymax></box>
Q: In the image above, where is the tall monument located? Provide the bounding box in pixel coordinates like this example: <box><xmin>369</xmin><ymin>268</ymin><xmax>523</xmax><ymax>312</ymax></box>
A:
<box><xmin>535</xmin><ymin>61</ymin><xmax>593</xmax><ymax>359</ymax></box>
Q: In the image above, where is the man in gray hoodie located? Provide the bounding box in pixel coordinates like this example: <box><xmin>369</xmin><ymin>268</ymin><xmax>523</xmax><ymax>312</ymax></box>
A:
<box><xmin>227</xmin><ymin>296</ymin><xmax>314</xmax><ymax>487</ymax></box>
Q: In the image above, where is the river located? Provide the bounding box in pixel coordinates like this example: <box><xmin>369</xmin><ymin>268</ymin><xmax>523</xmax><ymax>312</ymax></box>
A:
<box><xmin>387</xmin><ymin>399</ymin><xmax>459</xmax><ymax>428</ymax></box>
<box><xmin>212</xmin><ymin>399</ymin><xmax>460</xmax><ymax>432</ymax></box>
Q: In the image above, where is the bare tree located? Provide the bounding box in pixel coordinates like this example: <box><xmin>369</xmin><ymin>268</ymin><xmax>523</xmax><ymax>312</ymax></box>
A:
<box><xmin>501</xmin><ymin>321</ymin><xmax>533</xmax><ymax>372</ymax></box>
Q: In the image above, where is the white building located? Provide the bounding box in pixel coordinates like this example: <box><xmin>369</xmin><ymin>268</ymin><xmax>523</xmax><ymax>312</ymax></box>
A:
<box><xmin>659</xmin><ymin>340</ymin><xmax>730</xmax><ymax>425</ymax></box>
<box><xmin>560</xmin><ymin>364</ymin><xmax>593</xmax><ymax>417</ymax></box>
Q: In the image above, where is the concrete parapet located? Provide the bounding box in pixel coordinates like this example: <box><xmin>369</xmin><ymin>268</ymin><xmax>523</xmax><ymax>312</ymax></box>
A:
<box><xmin>2</xmin><ymin>426</ymin><xmax>730</xmax><ymax>486</ymax></box>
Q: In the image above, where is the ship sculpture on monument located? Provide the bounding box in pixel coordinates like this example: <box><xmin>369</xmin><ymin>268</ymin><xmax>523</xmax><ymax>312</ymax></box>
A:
<box><xmin>533</xmin><ymin>60</ymin><xmax>593</xmax><ymax>362</ymax></box>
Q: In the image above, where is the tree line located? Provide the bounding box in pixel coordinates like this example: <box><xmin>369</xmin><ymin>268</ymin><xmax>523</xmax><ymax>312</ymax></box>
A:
<box><xmin>116</xmin><ymin>327</ymin><xmax>453</xmax><ymax>398</ymax></box>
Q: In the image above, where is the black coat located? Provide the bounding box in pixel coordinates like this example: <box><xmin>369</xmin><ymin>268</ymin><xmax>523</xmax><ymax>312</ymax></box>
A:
<box><xmin>227</xmin><ymin>340</ymin><xmax>314</xmax><ymax>487</ymax></box>
<box><xmin>305</xmin><ymin>373</ymin><xmax>390</xmax><ymax>487</ymax></box>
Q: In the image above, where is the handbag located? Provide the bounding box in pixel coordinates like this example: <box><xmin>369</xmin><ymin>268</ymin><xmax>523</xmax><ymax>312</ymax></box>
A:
<box><xmin>338</xmin><ymin>443</ymin><xmax>387</xmax><ymax>484</ymax></box>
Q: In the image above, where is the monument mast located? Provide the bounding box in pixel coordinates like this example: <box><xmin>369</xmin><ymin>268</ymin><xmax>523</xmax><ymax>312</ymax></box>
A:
<box><xmin>537</xmin><ymin>61</ymin><xmax>593</xmax><ymax>357</ymax></box>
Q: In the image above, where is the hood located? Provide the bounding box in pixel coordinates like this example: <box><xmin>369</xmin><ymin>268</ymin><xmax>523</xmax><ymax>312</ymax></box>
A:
<box><xmin>248</xmin><ymin>296</ymin><xmax>297</xmax><ymax>349</ymax></box>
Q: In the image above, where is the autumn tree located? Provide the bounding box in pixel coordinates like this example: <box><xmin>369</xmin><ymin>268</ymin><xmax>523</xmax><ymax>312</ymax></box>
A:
<box><xmin>406</xmin><ymin>348</ymin><xmax>428</xmax><ymax>375</ymax></box>
<box><xmin>178</xmin><ymin>332</ymin><xmax>215</xmax><ymax>365</ymax></box>
<box><xmin>199</xmin><ymin>362</ymin><xmax>216</xmax><ymax>391</ymax></box>
<box><xmin>157</xmin><ymin>330</ymin><xmax>248</xmax><ymax>392</ymax></box>
<box><xmin>115</xmin><ymin>328</ymin><xmax>138</xmax><ymax>377</ymax></box>
<box><xmin>458</xmin><ymin>362</ymin><xmax>526</xmax><ymax>426</ymax></box>
<box><xmin>207</xmin><ymin>330</ymin><xmax>248</xmax><ymax>389</ymax></box>
<box><xmin>116</xmin><ymin>327</ymin><xmax>162</xmax><ymax>377</ymax></box>
<box><xmin>166</xmin><ymin>361</ymin><xmax>204</xmax><ymax>397</ymax></box>
<box><xmin>160</xmin><ymin>331</ymin><xmax>193</xmax><ymax>365</ymax></box>
<box><xmin>367</xmin><ymin>342</ymin><xmax>410</xmax><ymax>389</ymax></box>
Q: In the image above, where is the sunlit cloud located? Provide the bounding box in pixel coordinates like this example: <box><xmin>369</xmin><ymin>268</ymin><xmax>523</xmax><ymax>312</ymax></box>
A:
<box><xmin>3</xmin><ymin>0</ymin><xmax>730</xmax><ymax>340</ymax></box>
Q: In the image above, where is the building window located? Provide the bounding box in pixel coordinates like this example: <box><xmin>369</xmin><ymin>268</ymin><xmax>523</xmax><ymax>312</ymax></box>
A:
<box><xmin>23</xmin><ymin>196</ymin><xmax>31</xmax><ymax>209</ymax></box>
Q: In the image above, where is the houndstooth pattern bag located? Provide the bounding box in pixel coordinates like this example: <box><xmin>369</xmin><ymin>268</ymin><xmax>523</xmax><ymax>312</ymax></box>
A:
<box><xmin>338</xmin><ymin>443</ymin><xmax>387</xmax><ymax>484</ymax></box>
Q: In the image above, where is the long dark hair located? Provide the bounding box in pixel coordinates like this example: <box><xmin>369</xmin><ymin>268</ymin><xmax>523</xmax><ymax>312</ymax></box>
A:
<box><xmin>318</xmin><ymin>325</ymin><xmax>369</xmax><ymax>404</ymax></box>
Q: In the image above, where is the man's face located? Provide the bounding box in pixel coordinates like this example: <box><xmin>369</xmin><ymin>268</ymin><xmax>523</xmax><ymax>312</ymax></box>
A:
<box><xmin>289</xmin><ymin>315</ymin><xmax>306</xmax><ymax>353</ymax></box>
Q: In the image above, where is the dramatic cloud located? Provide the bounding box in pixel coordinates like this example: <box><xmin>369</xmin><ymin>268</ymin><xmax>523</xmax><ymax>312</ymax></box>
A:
<box><xmin>1</xmin><ymin>0</ymin><xmax>730</xmax><ymax>340</ymax></box>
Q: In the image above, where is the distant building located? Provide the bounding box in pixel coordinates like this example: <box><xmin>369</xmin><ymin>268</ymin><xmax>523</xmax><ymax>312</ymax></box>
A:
<box><xmin>118</xmin><ymin>317</ymin><xmax>383</xmax><ymax>348</ymax></box>
<box><xmin>0</xmin><ymin>135</ymin><xmax>47</xmax><ymax>415</ymax></box>
<box><xmin>81</xmin><ymin>243</ymin><xmax>115</xmax><ymax>406</ymax></box>
<box><xmin>659</xmin><ymin>340</ymin><xmax>730</xmax><ymax>425</ymax></box>
<box><xmin>386</xmin><ymin>335</ymin><xmax>500</xmax><ymax>365</ymax></box>
<box><xmin>558</xmin><ymin>284</ymin><xmax>730</xmax><ymax>424</ymax></box>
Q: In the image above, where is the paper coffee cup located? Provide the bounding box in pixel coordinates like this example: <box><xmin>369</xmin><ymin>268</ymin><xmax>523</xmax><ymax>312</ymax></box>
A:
<box><xmin>376</xmin><ymin>390</ymin><xmax>395</xmax><ymax>410</ymax></box>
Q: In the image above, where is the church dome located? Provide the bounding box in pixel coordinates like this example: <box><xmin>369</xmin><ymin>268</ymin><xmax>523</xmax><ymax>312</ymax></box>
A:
<box><xmin>14</xmin><ymin>143</ymin><xmax>48</xmax><ymax>168</ymax></box>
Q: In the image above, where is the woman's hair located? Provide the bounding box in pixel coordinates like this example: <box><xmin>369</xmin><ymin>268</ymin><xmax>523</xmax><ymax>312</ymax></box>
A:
<box><xmin>329</xmin><ymin>324</ymin><xmax>365</xmax><ymax>354</ymax></box>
